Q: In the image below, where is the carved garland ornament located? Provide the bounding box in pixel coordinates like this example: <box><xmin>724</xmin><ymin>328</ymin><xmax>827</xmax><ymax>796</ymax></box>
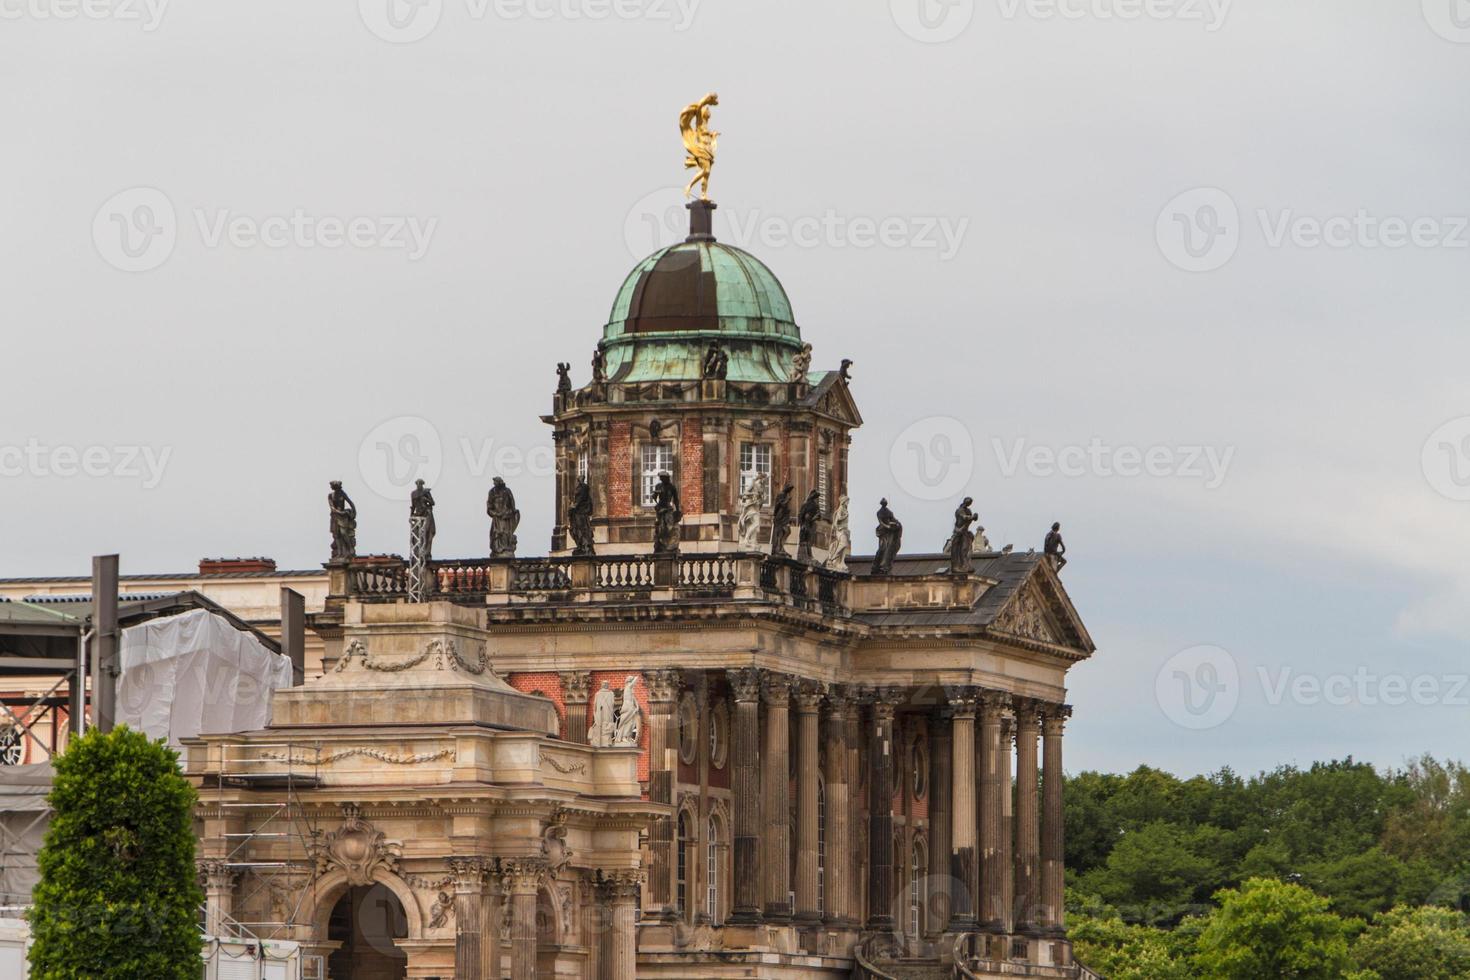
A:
<box><xmin>260</xmin><ymin>746</ymin><xmax>455</xmax><ymax>766</ymax></box>
<box><xmin>334</xmin><ymin>638</ymin><xmax>490</xmax><ymax>675</ymax></box>
<box><xmin>539</xmin><ymin>750</ymin><xmax>587</xmax><ymax>775</ymax></box>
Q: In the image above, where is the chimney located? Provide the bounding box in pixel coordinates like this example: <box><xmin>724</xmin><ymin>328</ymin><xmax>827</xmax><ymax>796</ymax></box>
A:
<box><xmin>198</xmin><ymin>557</ymin><xmax>278</xmax><ymax>576</ymax></box>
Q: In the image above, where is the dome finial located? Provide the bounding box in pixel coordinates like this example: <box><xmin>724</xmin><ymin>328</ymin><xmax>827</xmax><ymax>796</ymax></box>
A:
<box><xmin>686</xmin><ymin>200</ymin><xmax>717</xmax><ymax>243</ymax></box>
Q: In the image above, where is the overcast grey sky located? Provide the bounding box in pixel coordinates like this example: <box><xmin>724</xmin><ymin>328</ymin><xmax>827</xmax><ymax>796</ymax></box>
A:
<box><xmin>3</xmin><ymin>0</ymin><xmax>1469</xmax><ymax>777</ymax></box>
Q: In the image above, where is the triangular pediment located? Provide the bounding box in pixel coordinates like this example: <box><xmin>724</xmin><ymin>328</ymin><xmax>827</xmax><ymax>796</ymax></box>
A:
<box><xmin>986</xmin><ymin>560</ymin><xmax>1094</xmax><ymax>656</ymax></box>
<box><xmin>807</xmin><ymin>373</ymin><xmax>863</xmax><ymax>427</ymax></box>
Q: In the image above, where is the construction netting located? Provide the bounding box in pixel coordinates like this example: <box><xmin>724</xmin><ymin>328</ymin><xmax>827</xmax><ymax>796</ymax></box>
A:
<box><xmin>116</xmin><ymin>608</ymin><xmax>292</xmax><ymax>747</ymax></box>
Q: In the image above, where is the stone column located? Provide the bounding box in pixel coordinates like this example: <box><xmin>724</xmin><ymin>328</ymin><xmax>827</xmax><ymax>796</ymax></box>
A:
<box><xmin>822</xmin><ymin>686</ymin><xmax>853</xmax><ymax>925</ymax></box>
<box><xmin>927</xmin><ymin>708</ymin><xmax>952</xmax><ymax>934</ymax></box>
<box><xmin>1040</xmin><ymin>704</ymin><xmax>1072</xmax><ymax>935</ymax></box>
<box><xmin>794</xmin><ymin>681</ymin><xmax>824</xmax><ymax>923</ymax></box>
<box><xmin>867</xmin><ymin>689</ymin><xmax>900</xmax><ymax>931</ymax></box>
<box><xmin>946</xmin><ymin>689</ymin><xmax>978</xmax><ymax>931</ymax></box>
<box><xmin>846</xmin><ymin>694</ymin><xmax>865</xmax><ymax>923</ymax></box>
<box><xmin>979</xmin><ymin>692</ymin><xmax>1010</xmax><ymax>932</ymax></box>
<box><xmin>726</xmin><ymin>667</ymin><xmax>763</xmax><ymax>923</ymax></box>
<box><xmin>198</xmin><ymin>860</ymin><xmax>237</xmax><ymax>937</ymax></box>
<box><xmin>1001</xmin><ymin>715</ymin><xmax>1015</xmax><ymax>934</ymax></box>
<box><xmin>762</xmin><ymin>671</ymin><xmax>794</xmax><ymax>921</ymax></box>
<box><xmin>599</xmin><ymin>870</ymin><xmax>643</xmax><ymax>980</ymax></box>
<box><xmin>1014</xmin><ymin>702</ymin><xmax>1042</xmax><ymax>935</ymax></box>
<box><xmin>645</xmin><ymin>669</ymin><xmax>682</xmax><ymax>921</ymax></box>
<box><xmin>450</xmin><ymin>857</ymin><xmax>492</xmax><ymax>980</ymax></box>
<box><xmin>502</xmin><ymin>860</ymin><xmax>544</xmax><ymax>980</ymax></box>
<box><xmin>560</xmin><ymin>670</ymin><xmax>593</xmax><ymax>744</ymax></box>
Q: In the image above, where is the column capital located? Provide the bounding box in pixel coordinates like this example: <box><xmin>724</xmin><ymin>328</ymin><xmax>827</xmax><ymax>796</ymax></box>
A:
<box><xmin>726</xmin><ymin>666</ymin><xmax>763</xmax><ymax>703</ymax></box>
<box><xmin>644</xmin><ymin>669</ymin><xmax>682</xmax><ymax>704</ymax></box>
<box><xmin>867</xmin><ymin>686</ymin><xmax>902</xmax><ymax>721</ymax></box>
<box><xmin>1040</xmin><ymin>702</ymin><xmax>1073</xmax><ymax>734</ymax></box>
<box><xmin>598</xmin><ymin>868</ymin><xmax>646</xmax><ymax>902</ymax></box>
<box><xmin>794</xmin><ymin>679</ymin><xmax>825</xmax><ymax>711</ymax></box>
<box><xmin>761</xmin><ymin>670</ymin><xmax>794</xmax><ymax>706</ymax></box>
<box><xmin>559</xmin><ymin>670</ymin><xmax>593</xmax><ymax>703</ymax></box>
<box><xmin>499</xmin><ymin>858</ymin><xmax>548</xmax><ymax>896</ymax></box>
<box><xmin>197</xmin><ymin>859</ymin><xmax>238</xmax><ymax>890</ymax></box>
<box><xmin>944</xmin><ymin>685</ymin><xmax>978</xmax><ymax>718</ymax></box>
<box><xmin>449</xmin><ymin>856</ymin><xmax>494</xmax><ymax>891</ymax></box>
<box><xmin>979</xmin><ymin>690</ymin><xmax>1013</xmax><ymax>719</ymax></box>
<box><xmin>1012</xmin><ymin>696</ymin><xmax>1043</xmax><ymax>722</ymax></box>
<box><xmin>823</xmin><ymin>682</ymin><xmax>857</xmax><ymax>718</ymax></box>
<box><xmin>1013</xmin><ymin>705</ymin><xmax>1042</xmax><ymax>738</ymax></box>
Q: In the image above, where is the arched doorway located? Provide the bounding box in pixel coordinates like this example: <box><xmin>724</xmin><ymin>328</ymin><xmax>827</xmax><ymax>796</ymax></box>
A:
<box><xmin>325</xmin><ymin>882</ymin><xmax>408</xmax><ymax>980</ymax></box>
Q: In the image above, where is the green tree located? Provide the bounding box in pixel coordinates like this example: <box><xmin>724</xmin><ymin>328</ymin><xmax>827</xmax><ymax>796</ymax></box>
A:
<box><xmin>1067</xmin><ymin>893</ymin><xmax>1191</xmax><ymax>980</ymax></box>
<box><xmin>1194</xmin><ymin>877</ymin><xmax>1355</xmax><ymax>980</ymax></box>
<box><xmin>1076</xmin><ymin>820</ymin><xmax>1221</xmax><ymax>922</ymax></box>
<box><xmin>1352</xmin><ymin>905</ymin><xmax>1470</xmax><ymax>980</ymax></box>
<box><xmin>27</xmin><ymin>726</ymin><xmax>203</xmax><ymax>980</ymax></box>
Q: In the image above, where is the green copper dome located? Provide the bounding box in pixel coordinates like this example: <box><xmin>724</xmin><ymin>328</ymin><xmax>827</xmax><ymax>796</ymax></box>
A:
<box><xmin>600</xmin><ymin>240</ymin><xmax>804</xmax><ymax>384</ymax></box>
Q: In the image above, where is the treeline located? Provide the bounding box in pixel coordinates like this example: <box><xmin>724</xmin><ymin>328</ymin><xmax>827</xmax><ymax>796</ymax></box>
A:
<box><xmin>1064</xmin><ymin>756</ymin><xmax>1470</xmax><ymax>979</ymax></box>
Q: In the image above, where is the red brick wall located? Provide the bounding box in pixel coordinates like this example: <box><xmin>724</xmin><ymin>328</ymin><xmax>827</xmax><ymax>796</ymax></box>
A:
<box><xmin>679</xmin><ymin>417</ymin><xmax>703</xmax><ymax>514</ymax></box>
<box><xmin>507</xmin><ymin>670</ymin><xmax>652</xmax><ymax>787</ymax></box>
<box><xmin>507</xmin><ymin>671</ymin><xmax>565</xmax><ymax>737</ymax></box>
<box><xmin>608</xmin><ymin>421</ymin><xmax>632</xmax><ymax>518</ymax></box>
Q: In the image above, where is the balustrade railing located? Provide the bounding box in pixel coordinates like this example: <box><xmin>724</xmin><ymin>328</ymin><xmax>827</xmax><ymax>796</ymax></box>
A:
<box><xmin>434</xmin><ymin>559</ymin><xmax>494</xmax><ymax>596</ymax></box>
<box><xmin>678</xmin><ymin>555</ymin><xmax>736</xmax><ymax>588</ymax></box>
<box><xmin>349</xmin><ymin>563</ymin><xmax>406</xmax><ymax>597</ymax></box>
<box><xmin>596</xmin><ymin>556</ymin><xmax>656</xmax><ymax>589</ymax></box>
<box><xmin>340</xmin><ymin>552</ymin><xmax>848</xmax><ymax>612</ymax></box>
<box><xmin>509</xmin><ymin>561</ymin><xmax>572</xmax><ymax>591</ymax></box>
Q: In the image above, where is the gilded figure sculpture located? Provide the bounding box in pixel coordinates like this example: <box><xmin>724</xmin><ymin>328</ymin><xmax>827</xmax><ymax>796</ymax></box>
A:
<box><xmin>679</xmin><ymin>92</ymin><xmax>719</xmax><ymax>201</ymax></box>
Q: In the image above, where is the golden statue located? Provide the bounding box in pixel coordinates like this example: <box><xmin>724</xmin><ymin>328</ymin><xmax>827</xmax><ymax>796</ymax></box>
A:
<box><xmin>679</xmin><ymin>92</ymin><xmax>719</xmax><ymax>201</ymax></box>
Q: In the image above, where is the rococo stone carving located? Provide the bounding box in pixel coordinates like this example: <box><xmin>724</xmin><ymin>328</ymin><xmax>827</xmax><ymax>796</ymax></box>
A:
<box><xmin>312</xmin><ymin>804</ymin><xmax>401</xmax><ymax>887</ymax></box>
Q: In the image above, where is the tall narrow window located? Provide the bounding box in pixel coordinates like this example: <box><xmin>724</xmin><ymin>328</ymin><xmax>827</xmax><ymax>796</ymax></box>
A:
<box><xmin>706</xmin><ymin>814</ymin><xmax>722</xmax><ymax>924</ymax></box>
<box><xmin>817</xmin><ymin>452</ymin><xmax>830</xmax><ymax>515</ymax></box>
<box><xmin>910</xmin><ymin>841</ymin><xmax>926</xmax><ymax>938</ymax></box>
<box><xmin>577</xmin><ymin>448</ymin><xmax>589</xmax><ymax>484</ymax></box>
<box><xmin>641</xmin><ymin>442</ymin><xmax>674</xmax><ymax>506</ymax></box>
<box><xmin>677</xmin><ymin>811</ymin><xmax>692</xmax><ymax>916</ymax></box>
<box><xmin>739</xmin><ymin>442</ymin><xmax>772</xmax><ymax>502</ymax></box>
<box><xmin>817</xmin><ymin>778</ymin><xmax>827</xmax><ymax>913</ymax></box>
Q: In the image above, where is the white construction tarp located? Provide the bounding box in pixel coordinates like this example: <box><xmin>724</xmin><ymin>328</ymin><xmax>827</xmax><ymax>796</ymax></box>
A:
<box><xmin>0</xmin><ymin>763</ymin><xmax>51</xmax><ymax>909</ymax></box>
<box><xmin>117</xmin><ymin>608</ymin><xmax>291</xmax><ymax>747</ymax></box>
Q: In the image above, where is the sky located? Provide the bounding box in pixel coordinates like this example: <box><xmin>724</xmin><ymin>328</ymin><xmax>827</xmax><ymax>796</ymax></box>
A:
<box><xmin>2</xmin><ymin>0</ymin><xmax>1469</xmax><ymax>778</ymax></box>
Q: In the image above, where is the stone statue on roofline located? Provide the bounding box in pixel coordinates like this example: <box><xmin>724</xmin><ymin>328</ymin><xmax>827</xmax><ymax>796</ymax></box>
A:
<box><xmin>410</xmin><ymin>479</ymin><xmax>436</xmax><ymax>563</ymax></box>
<box><xmin>769</xmin><ymin>484</ymin><xmax>795</xmax><ymax>557</ymax></box>
<box><xmin>614</xmin><ymin>675</ymin><xmax>642</xmax><ymax>746</ymax></box>
<box><xmin>328</xmin><ymin>480</ymin><xmax>357</xmax><ymax>561</ymax></box>
<box><xmin>653</xmin><ymin>472</ymin><xmax>682</xmax><ymax>554</ymax></box>
<box><xmin>569</xmin><ymin>478</ymin><xmax>595</xmax><ymax>557</ymax></box>
<box><xmin>589</xmin><ymin>680</ymin><xmax>616</xmax><ymax>746</ymax></box>
<box><xmin>556</xmin><ymin>362</ymin><xmax>572</xmax><ymax>393</ymax></box>
<box><xmin>1044</xmin><ymin>521</ymin><xmax>1067</xmax><ymax>572</ymax></box>
<box><xmin>591</xmin><ymin>347</ymin><xmax>606</xmax><ymax>383</ymax></box>
<box><xmin>797</xmin><ymin>489</ymin><xmax>822</xmax><ymax>563</ymax></box>
<box><xmin>702</xmin><ymin>341</ymin><xmax>728</xmax><ymax>380</ymax></box>
<box><xmin>736</xmin><ymin>473</ymin><xmax>767</xmax><ymax>551</ymax></box>
<box><xmin>826</xmin><ymin>495</ymin><xmax>851</xmax><ymax>570</ymax></box>
<box><xmin>789</xmin><ymin>343</ymin><xmax>813</xmax><ymax>385</ymax></box>
<box><xmin>872</xmin><ymin>497</ymin><xmax>903</xmax><ymax>575</ymax></box>
<box><xmin>943</xmin><ymin>496</ymin><xmax>978</xmax><ymax>575</ymax></box>
<box><xmin>487</xmin><ymin>477</ymin><xmax>520</xmax><ymax>558</ymax></box>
